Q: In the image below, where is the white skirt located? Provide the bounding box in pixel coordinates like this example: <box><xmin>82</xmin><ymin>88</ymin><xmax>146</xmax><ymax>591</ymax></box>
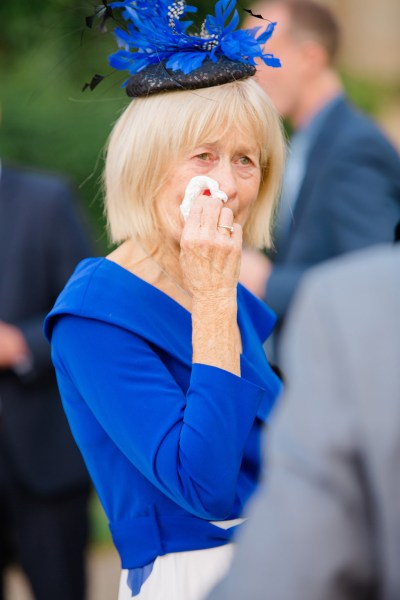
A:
<box><xmin>118</xmin><ymin>519</ymin><xmax>242</xmax><ymax>600</ymax></box>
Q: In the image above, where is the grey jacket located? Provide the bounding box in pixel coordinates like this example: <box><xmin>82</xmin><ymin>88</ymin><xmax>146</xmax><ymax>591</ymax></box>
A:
<box><xmin>208</xmin><ymin>245</ymin><xmax>400</xmax><ymax>600</ymax></box>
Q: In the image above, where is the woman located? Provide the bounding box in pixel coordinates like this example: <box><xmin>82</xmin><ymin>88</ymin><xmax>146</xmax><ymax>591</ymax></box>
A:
<box><xmin>45</xmin><ymin>2</ymin><xmax>285</xmax><ymax>598</ymax></box>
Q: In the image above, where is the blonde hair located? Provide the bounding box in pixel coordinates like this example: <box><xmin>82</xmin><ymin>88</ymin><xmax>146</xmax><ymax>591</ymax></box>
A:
<box><xmin>104</xmin><ymin>77</ymin><xmax>285</xmax><ymax>248</ymax></box>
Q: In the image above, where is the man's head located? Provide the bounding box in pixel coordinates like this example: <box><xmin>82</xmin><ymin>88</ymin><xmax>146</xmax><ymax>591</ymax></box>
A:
<box><xmin>245</xmin><ymin>0</ymin><xmax>342</xmax><ymax>126</ymax></box>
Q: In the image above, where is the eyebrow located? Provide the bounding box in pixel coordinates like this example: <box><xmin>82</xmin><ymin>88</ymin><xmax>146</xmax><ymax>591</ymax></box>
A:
<box><xmin>235</xmin><ymin>146</ymin><xmax>259</xmax><ymax>156</ymax></box>
<box><xmin>192</xmin><ymin>142</ymin><xmax>259</xmax><ymax>156</ymax></box>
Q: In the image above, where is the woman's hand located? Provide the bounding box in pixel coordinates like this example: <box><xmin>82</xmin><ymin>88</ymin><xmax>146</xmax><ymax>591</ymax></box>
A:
<box><xmin>179</xmin><ymin>194</ymin><xmax>242</xmax><ymax>302</ymax></box>
<box><xmin>180</xmin><ymin>195</ymin><xmax>242</xmax><ymax>375</ymax></box>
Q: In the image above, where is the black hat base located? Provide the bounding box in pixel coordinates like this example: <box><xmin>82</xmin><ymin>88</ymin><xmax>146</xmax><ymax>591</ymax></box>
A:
<box><xmin>126</xmin><ymin>56</ymin><xmax>256</xmax><ymax>98</ymax></box>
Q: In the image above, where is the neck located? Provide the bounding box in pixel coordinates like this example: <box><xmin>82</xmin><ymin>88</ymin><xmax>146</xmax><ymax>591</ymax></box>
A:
<box><xmin>291</xmin><ymin>70</ymin><xmax>342</xmax><ymax>129</ymax></box>
<box><xmin>138</xmin><ymin>236</ymin><xmax>187</xmax><ymax>293</ymax></box>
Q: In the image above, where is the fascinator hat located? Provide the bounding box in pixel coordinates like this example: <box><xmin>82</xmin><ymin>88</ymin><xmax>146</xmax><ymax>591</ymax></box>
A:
<box><xmin>87</xmin><ymin>0</ymin><xmax>280</xmax><ymax>97</ymax></box>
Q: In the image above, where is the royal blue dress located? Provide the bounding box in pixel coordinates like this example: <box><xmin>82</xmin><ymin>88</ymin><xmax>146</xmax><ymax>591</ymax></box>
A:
<box><xmin>44</xmin><ymin>257</ymin><xmax>281</xmax><ymax>591</ymax></box>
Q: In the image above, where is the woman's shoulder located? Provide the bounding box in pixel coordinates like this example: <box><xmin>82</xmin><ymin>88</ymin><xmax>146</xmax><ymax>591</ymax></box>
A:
<box><xmin>44</xmin><ymin>257</ymin><xmax>191</xmax><ymax>352</ymax></box>
<box><xmin>44</xmin><ymin>257</ymin><xmax>146</xmax><ymax>337</ymax></box>
<box><xmin>50</xmin><ymin>257</ymin><xmax>107</xmax><ymax>312</ymax></box>
<box><xmin>44</xmin><ymin>257</ymin><xmax>105</xmax><ymax>339</ymax></box>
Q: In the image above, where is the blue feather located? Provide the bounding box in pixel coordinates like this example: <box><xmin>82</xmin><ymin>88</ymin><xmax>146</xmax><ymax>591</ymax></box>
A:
<box><xmin>262</xmin><ymin>54</ymin><xmax>281</xmax><ymax>68</ymax></box>
<box><xmin>166</xmin><ymin>52</ymin><xmax>207</xmax><ymax>73</ymax></box>
<box><xmin>256</xmin><ymin>22</ymin><xmax>277</xmax><ymax>44</ymax></box>
<box><xmin>108</xmin><ymin>0</ymin><xmax>281</xmax><ymax>77</ymax></box>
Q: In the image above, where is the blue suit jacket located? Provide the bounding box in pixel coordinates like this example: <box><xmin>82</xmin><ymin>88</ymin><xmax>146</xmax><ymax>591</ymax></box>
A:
<box><xmin>267</xmin><ymin>97</ymin><xmax>400</xmax><ymax>320</ymax></box>
<box><xmin>0</xmin><ymin>164</ymin><xmax>92</xmax><ymax>495</ymax></box>
<box><xmin>44</xmin><ymin>258</ymin><xmax>282</xmax><ymax>568</ymax></box>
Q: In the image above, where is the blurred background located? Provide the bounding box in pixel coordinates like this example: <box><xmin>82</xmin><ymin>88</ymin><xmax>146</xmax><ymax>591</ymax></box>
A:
<box><xmin>0</xmin><ymin>0</ymin><xmax>399</xmax><ymax>598</ymax></box>
<box><xmin>1</xmin><ymin>0</ymin><xmax>399</xmax><ymax>249</ymax></box>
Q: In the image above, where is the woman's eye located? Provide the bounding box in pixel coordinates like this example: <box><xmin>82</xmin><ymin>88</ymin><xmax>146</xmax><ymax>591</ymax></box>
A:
<box><xmin>239</xmin><ymin>156</ymin><xmax>252</xmax><ymax>166</ymax></box>
<box><xmin>196</xmin><ymin>153</ymin><xmax>211</xmax><ymax>161</ymax></box>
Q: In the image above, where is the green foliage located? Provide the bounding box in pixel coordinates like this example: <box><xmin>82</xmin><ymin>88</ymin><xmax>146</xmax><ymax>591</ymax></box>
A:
<box><xmin>0</xmin><ymin>26</ymin><xmax>127</xmax><ymax>252</ymax></box>
<box><xmin>89</xmin><ymin>492</ymin><xmax>113</xmax><ymax>546</ymax></box>
<box><xmin>341</xmin><ymin>71</ymin><xmax>382</xmax><ymax>116</ymax></box>
<box><xmin>0</xmin><ymin>0</ymin><xmax>253</xmax><ymax>254</ymax></box>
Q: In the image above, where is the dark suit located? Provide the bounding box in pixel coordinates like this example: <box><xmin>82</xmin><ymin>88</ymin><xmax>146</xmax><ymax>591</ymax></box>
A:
<box><xmin>0</xmin><ymin>164</ymin><xmax>93</xmax><ymax>599</ymax></box>
<box><xmin>266</xmin><ymin>97</ymin><xmax>400</xmax><ymax>325</ymax></box>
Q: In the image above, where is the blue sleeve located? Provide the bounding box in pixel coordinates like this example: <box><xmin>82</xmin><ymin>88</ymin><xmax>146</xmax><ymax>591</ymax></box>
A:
<box><xmin>52</xmin><ymin>315</ymin><xmax>266</xmax><ymax>519</ymax></box>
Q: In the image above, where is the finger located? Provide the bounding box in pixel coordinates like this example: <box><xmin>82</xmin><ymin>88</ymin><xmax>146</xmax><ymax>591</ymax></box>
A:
<box><xmin>217</xmin><ymin>206</ymin><xmax>234</xmax><ymax>236</ymax></box>
<box><xmin>183</xmin><ymin>196</ymin><xmax>203</xmax><ymax>238</ymax></box>
<box><xmin>230</xmin><ymin>222</ymin><xmax>243</xmax><ymax>248</ymax></box>
<box><xmin>196</xmin><ymin>195</ymin><xmax>223</xmax><ymax>231</ymax></box>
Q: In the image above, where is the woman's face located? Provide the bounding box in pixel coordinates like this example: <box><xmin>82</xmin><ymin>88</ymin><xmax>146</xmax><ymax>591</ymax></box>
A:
<box><xmin>154</xmin><ymin>129</ymin><xmax>262</xmax><ymax>244</ymax></box>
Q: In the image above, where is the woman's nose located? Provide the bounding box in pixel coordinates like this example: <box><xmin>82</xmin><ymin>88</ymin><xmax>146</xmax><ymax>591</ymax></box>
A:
<box><xmin>211</xmin><ymin>162</ymin><xmax>237</xmax><ymax>200</ymax></box>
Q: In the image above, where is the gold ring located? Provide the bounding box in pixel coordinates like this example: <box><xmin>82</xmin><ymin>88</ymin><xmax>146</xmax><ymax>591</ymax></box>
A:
<box><xmin>218</xmin><ymin>225</ymin><xmax>234</xmax><ymax>234</ymax></box>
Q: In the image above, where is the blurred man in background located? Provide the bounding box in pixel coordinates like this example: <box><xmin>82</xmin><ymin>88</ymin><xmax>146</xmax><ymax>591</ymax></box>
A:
<box><xmin>240</xmin><ymin>0</ymin><xmax>400</xmax><ymax>361</ymax></box>
<box><xmin>208</xmin><ymin>243</ymin><xmax>400</xmax><ymax>600</ymax></box>
<box><xmin>0</xmin><ymin>159</ymin><xmax>93</xmax><ymax>600</ymax></box>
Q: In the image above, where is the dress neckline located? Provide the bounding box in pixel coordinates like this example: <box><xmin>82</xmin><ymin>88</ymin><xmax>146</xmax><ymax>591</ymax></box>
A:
<box><xmin>103</xmin><ymin>256</ymin><xmax>192</xmax><ymax>316</ymax></box>
<box><xmin>101</xmin><ymin>256</ymin><xmax>250</xmax><ymax>356</ymax></box>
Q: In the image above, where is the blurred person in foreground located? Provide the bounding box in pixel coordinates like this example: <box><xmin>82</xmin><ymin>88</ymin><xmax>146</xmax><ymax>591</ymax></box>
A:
<box><xmin>208</xmin><ymin>242</ymin><xmax>400</xmax><ymax>600</ymax></box>
<box><xmin>240</xmin><ymin>0</ymin><xmax>400</xmax><ymax>361</ymax></box>
<box><xmin>43</xmin><ymin>1</ymin><xmax>285</xmax><ymax>599</ymax></box>
<box><xmin>0</xmin><ymin>153</ymin><xmax>93</xmax><ymax>599</ymax></box>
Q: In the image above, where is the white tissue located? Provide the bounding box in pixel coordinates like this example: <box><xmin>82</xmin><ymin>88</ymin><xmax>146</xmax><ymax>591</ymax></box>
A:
<box><xmin>180</xmin><ymin>176</ymin><xmax>228</xmax><ymax>222</ymax></box>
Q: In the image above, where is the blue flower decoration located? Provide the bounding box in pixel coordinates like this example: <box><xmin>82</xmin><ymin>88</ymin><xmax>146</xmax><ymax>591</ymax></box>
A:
<box><xmin>108</xmin><ymin>0</ymin><xmax>280</xmax><ymax>78</ymax></box>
